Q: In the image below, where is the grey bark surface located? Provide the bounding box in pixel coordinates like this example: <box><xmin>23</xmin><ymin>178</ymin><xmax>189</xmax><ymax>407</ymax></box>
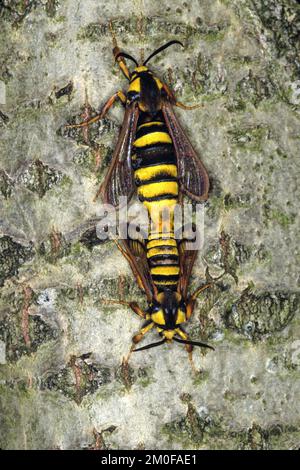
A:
<box><xmin>0</xmin><ymin>0</ymin><xmax>300</xmax><ymax>450</ymax></box>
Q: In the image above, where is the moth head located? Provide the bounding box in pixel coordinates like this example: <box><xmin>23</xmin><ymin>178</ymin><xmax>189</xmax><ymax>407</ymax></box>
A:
<box><xmin>114</xmin><ymin>40</ymin><xmax>183</xmax><ymax>72</ymax></box>
<box><xmin>115</xmin><ymin>41</ymin><xmax>184</xmax><ymax>114</ymax></box>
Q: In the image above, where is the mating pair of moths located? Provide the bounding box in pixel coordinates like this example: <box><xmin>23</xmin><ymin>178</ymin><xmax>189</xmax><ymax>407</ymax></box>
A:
<box><xmin>69</xmin><ymin>38</ymin><xmax>214</xmax><ymax>360</ymax></box>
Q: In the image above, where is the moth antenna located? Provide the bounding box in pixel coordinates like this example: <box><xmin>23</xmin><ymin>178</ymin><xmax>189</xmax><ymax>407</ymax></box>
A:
<box><xmin>173</xmin><ymin>337</ymin><xmax>215</xmax><ymax>351</ymax></box>
<box><xmin>143</xmin><ymin>40</ymin><xmax>184</xmax><ymax>66</ymax></box>
<box><xmin>114</xmin><ymin>52</ymin><xmax>139</xmax><ymax>67</ymax></box>
<box><xmin>133</xmin><ymin>338</ymin><xmax>166</xmax><ymax>352</ymax></box>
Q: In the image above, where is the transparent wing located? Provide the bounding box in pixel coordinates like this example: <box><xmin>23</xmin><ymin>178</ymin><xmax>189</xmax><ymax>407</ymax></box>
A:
<box><xmin>119</xmin><ymin>226</ymin><xmax>157</xmax><ymax>302</ymax></box>
<box><xmin>162</xmin><ymin>101</ymin><xmax>209</xmax><ymax>201</ymax></box>
<box><xmin>100</xmin><ymin>102</ymin><xmax>139</xmax><ymax>207</ymax></box>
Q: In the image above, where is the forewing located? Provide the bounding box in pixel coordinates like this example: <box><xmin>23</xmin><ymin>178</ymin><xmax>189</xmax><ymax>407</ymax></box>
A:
<box><xmin>100</xmin><ymin>102</ymin><xmax>139</xmax><ymax>207</ymax></box>
<box><xmin>162</xmin><ymin>101</ymin><xmax>209</xmax><ymax>201</ymax></box>
<box><xmin>119</xmin><ymin>226</ymin><xmax>156</xmax><ymax>302</ymax></box>
<box><xmin>121</xmin><ymin>234</ymin><xmax>157</xmax><ymax>302</ymax></box>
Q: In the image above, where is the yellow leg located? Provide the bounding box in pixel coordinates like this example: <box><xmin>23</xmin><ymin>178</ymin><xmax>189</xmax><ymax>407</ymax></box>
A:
<box><xmin>114</xmin><ymin>51</ymin><xmax>131</xmax><ymax>80</ymax></box>
<box><xmin>186</xmin><ymin>283</ymin><xmax>212</xmax><ymax>320</ymax></box>
<box><xmin>109</xmin><ymin>21</ymin><xmax>131</xmax><ymax>80</ymax></box>
<box><xmin>188</xmin><ymin>351</ymin><xmax>198</xmax><ymax>373</ymax></box>
<box><xmin>129</xmin><ymin>301</ymin><xmax>147</xmax><ymax>319</ymax></box>
<box><xmin>125</xmin><ymin>346</ymin><xmax>135</xmax><ymax>364</ymax></box>
<box><xmin>191</xmin><ymin>282</ymin><xmax>212</xmax><ymax>301</ymax></box>
<box><xmin>113</xmin><ymin>240</ymin><xmax>149</xmax><ymax>294</ymax></box>
<box><xmin>125</xmin><ymin>322</ymin><xmax>154</xmax><ymax>362</ymax></box>
<box><xmin>176</xmin><ymin>328</ymin><xmax>197</xmax><ymax>371</ymax></box>
<box><xmin>132</xmin><ymin>322</ymin><xmax>155</xmax><ymax>345</ymax></box>
<box><xmin>175</xmin><ymin>101</ymin><xmax>204</xmax><ymax>110</ymax></box>
<box><xmin>66</xmin><ymin>91</ymin><xmax>126</xmax><ymax>129</ymax></box>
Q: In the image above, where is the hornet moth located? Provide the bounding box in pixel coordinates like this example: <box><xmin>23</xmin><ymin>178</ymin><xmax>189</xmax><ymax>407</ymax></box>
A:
<box><xmin>68</xmin><ymin>36</ymin><xmax>209</xmax><ymax>207</ymax></box>
<box><xmin>109</xmin><ymin>226</ymin><xmax>214</xmax><ymax>363</ymax></box>
<box><xmin>68</xmin><ymin>31</ymin><xmax>213</xmax><ymax>360</ymax></box>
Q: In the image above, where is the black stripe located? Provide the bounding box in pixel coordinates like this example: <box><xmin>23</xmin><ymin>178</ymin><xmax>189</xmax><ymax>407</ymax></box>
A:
<box><xmin>151</xmin><ymin>264</ymin><xmax>180</xmax><ymax>270</ymax></box>
<box><xmin>152</xmin><ymin>274</ymin><xmax>179</xmax><ymax>283</ymax></box>
<box><xmin>138</xmin><ymin>193</ymin><xmax>177</xmax><ymax>203</ymax></box>
<box><xmin>132</xmin><ymin>148</ymin><xmax>177</xmax><ymax>169</ymax></box>
<box><xmin>135</xmin><ymin>143</ymin><xmax>174</xmax><ymax>156</ymax></box>
<box><xmin>155</xmin><ymin>283</ymin><xmax>177</xmax><ymax>291</ymax></box>
<box><xmin>149</xmin><ymin>256</ymin><xmax>179</xmax><ymax>265</ymax></box>
<box><xmin>146</xmin><ymin>243</ymin><xmax>177</xmax><ymax>250</ymax></box>
<box><xmin>135</xmin><ymin>175</ymin><xmax>178</xmax><ymax>187</ymax></box>
<box><xmin>135</xmin><ymin>123</ymin><xmax>168</xmax><ymax>139</ymax></box>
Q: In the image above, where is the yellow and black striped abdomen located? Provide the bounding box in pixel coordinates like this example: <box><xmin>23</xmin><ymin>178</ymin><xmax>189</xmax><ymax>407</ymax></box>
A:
<box><xmin>132</xmin><ymin>120</ymin><xmax>178</xmax><ymax>204</ymax></box>
<box><xmin>132</xmin><ymin>120</ymin><xmax>180</xmax><ymax>291</ymax></box>
<box><xmin>146</xmin><ymin>237</ymin><xmax>179</xmax><ymax>290</ymax></box>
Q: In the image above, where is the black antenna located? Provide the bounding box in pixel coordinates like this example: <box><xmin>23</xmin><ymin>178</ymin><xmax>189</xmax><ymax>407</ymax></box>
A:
<box><xmin>173</xmin><ymin>337</ymin><xmax>215</xmax><ymax>350</ymax></box>
<box><xmin>143</xmin><ymin>40</ymin><xmax>184</xmax><ymax>66</ymax></box>
<box><xmin>115</xmin><ymin>51</ymin><xmax>139</xmax><ymax>67</ymax></box>
<box><xmin>133</xmin><ymin>338</ymin><xmax>166</xmax><ymax>352</ymax></box>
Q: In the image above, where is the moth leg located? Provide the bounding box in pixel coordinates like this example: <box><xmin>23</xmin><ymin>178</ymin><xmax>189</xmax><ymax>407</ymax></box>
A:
<box><xmin>101</xmin><ymin>298</ymin><xmax>149</xmax><ymax>364</ymax></box>
<box><xmin>113</xmin><ymin>240</ymin><xmax>147</xmax><ymax>293</ymax></box>
<box><xmin>66</xmin><ymin>90</ymin><xmax>126</xmax><ymax>128</ymax></box>
<box><xmin>129</xmin><ymin>301</ymin><xmax>147</xmax><ymax>319</ymax></box>
<box><xmin>109</xmin><ymin>21</ymin><xmax>131</xmax><ymax>80</ymax></box>
<box><xmin>175</xmin><ymin>101</ymin><xmax>204</xmax><ymax>110</ymax></box>
<box><xmin>132</xmin><ymin>322</ymin><xmax>155</xmax><ymax>346</ymax></box>
<box><xmin>191</xmin><ymin>282</ymin><xmax>212</xmax><ymax>302</ymax></box>
<box><xmin>162</xmin><ymin>82</ymin><xmax>176</xmax><ymax>103</ymax></box>
<box><xmin>176</xmin><ymin>328</ymin><xmax>196</xmax><ymax>371</ymax></box>
<box><xmin>113</xmin><ymin>48</ymin><xmax>131</xmax><ymax>80</ymax></box>
<box><xmin>184</xmin><ymin>284</ymin><xmax>212</xmax><ymax>372</ymax></box>
<box><xmin>186</xmin><ymin>283</ymin><xmax>212</xmax><ymax>320</ymax></box>
<box><xmin>126</xmin><ymin>322</ymin><xmax>154</xmax><ymax>362</ymax></box>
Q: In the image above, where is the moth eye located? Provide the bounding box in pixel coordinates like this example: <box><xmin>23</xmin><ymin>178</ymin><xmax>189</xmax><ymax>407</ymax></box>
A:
<box><xmin>152</xmin><ymin>305</ymin><xmax>160</xmax><ymax>313</ymax></box>
<box><xmin>150</xmin><ymin>300</ymin><xmax>161</xmax><ymax>313</ymax></box>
